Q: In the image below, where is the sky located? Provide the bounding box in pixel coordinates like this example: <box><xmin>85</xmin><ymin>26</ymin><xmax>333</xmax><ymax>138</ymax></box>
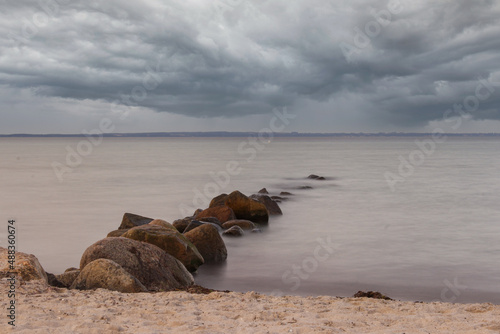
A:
<box><xmin>1</xmin><ymin>0</ymin><xmax>500</xmax><ymax>134</ymax></box>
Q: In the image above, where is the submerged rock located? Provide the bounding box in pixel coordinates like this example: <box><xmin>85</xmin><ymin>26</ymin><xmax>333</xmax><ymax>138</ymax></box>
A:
<box><xmin>71</xmin><ymin>258</ymin><xmax>147</xmax><ymax>293</ymax></box>
<box><xmin>184</xmin><ymin>224</ymin><xmax>227</xmax><ymax>263</ymax></box>
<box><xmin>222</xmin><ymin>226</ymin><xmax>245</xmax><ymax>237</ymax></box>
<box><xmin>222</xmin><ymin>219</ymin><xmax>256</xmax><ymax>230</ymax></box>
<box><xmin>250</xmin><ymin>194</ymin><xmax>283</xmax><ymax>215</ymax></box>
<box><xmin>79</xmin><ymin>237</ymin><xmax>194</xmax><ymax>291</ymax></box>
<box><xmin>258</xmin><ymin>188</ymin><xmax>269</xmax><ymax>194</ymax></box>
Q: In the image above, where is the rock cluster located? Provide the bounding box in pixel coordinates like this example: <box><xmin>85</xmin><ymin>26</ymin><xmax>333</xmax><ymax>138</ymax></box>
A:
<box><xmin>2</xmin><ymin>176</ymin><xmax>331</xmax><ymax>294</ymax></box>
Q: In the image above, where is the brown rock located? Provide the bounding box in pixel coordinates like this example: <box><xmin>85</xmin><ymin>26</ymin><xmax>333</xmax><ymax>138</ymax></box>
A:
<box><xmin>0</xmin><ymin>247</ymin><xmax>48</xmax><ymax>282</ymax></box>
<box><xmin>173</xmin><ymin>217</ymin><xmax>195</xmax><ymax>233</ymax></box>
<box><xmin>222</xmin><ymin>219</ymin><xmax>256</xmax><ymax>230</ymax></box>
<box><xmin>118</xmin><ymin>213</ymin><xmax>154</xmax><ymax>230</ymax></box>
<box><xmin>250</xmin><ymin>194</ymin><xmax>283</xmax><ymax>215</ymax></box>
<box><xmin>224</xmin><ymin>191</ymin><xmax>269</xmax><ymax>224</ymax></box>
<box><xmin>71</xmin><ymin>258</ymin><xmax>147</xmax><ymax>293</ymax></box>
<box><xmin>121</xmin><ymin>221</ymin><xmax>204</xmax><ymax>272</ymax></box>
<box><xmin>184</xmin><ymin>225</ymin><xmax>227</xmax><ymax>263</ymax></box>
<box><xmin>258</xmin><ymin>188</ymin><xmax>269</xmax><ymax>194</ymax></box>
<box><xmin>209</xmin><ymin>194</ymin><xmax>229</xmax><ymax>208</ymax></box>
<box><xmin>79</xmin><ymin>237</ymin><xmax>194</xmax><ymax>291</ymax></box>
<box><xmin>107</xmin><ymin>229</ymin><xmax>130</xmax><ymax>237</ymax></box>
<box><xmin>195</xmin><ymin>205</ymin><xmax>236</xmax><ymax>223</ymax></box>
<box><xmin>222</xmin><ymin>226</ymin><xmax>245</xmax><ymax>237</ymax></box>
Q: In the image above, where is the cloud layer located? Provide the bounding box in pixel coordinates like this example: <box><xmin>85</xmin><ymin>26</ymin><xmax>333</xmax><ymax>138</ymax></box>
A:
<box><xmin>1</xmin><ymin>0</ymin><xmax>500</xmax><ymax>132</ymax></box>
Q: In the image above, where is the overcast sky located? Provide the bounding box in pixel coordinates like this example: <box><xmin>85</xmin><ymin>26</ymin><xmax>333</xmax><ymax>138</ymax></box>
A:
<box><xmin>1</xmin><ymin>0</ymin><xmax>500</xmax><ymax>134</ymax></box>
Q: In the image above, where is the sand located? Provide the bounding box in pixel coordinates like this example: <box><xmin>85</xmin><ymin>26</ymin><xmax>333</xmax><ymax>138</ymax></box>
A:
<box><xmin>2</xmin><ymin>280</ymin><xmax>500</xmax><ymax>334</ymax></box>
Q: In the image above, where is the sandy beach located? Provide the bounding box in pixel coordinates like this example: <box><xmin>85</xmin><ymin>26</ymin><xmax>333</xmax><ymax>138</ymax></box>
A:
<box><xmin>3</xmin><ymin>279</ymin><xmax>500</xmax><ymax>334</ymax></box>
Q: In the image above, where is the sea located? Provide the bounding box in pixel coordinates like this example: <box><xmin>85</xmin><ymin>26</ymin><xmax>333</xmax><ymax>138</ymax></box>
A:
<box><xmin>1</xmin><ymin>136</ymin><xmax>499</xmax><ymax>304</ymax></box>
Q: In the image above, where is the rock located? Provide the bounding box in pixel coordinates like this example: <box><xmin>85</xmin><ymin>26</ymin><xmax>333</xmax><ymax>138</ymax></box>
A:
<box><xmin>297</xmin><ymin>186</ymin><xmax>313</xmax><ymax>190</ymax></box>
<box><xmin>308</xmin><ymin>174</ymin><xmax>326</xmax><ymax>180</ymax></box>
<box><xmin>107</xmin><ymin>229</ymin><xmax>130</xmax><ymax>237</ymax></box>
<box><xmin>209</xmin><ymin>193</ymin><xmax>229</xmax><ymax>208</ymax></box>
<box><xmin>280</xmin><ymin>191</ymin><xmax>294</xmax><ymax>196</ymax></box>
<box><xmin>47</xmin><ymin>272</ymin><xmax>66</xmax><ymax>288</ymax></box>
<box><xmin>252</xmin><ymin>228</ymin><xmax>263</xmax><ymax>233</ymax></box>
<box><xmin>71</xmin><ymin>258</ymin><xmax>147</xmax><ymax>293</ymax></box>
<box><xmin>118</xmin><ymin>213</ymin><xmax>154</xmax><ymax>230</ymax></box>
<box><xmin>258</xmin><ymin>188</ymin><xmax>269</xmax><ymax>194</ymax></box>
<box><xmin>193</xmin><ymin>208</ymin><xmax>203</xmax><ymax>216</ymax></box>
<box><xmin>173</xmin><ymin>217</ymin><xmax>195</xmax><ymax>233</ymax></box>
<box><xmin>79</xmin><ymin>237</ymin><xmax>194</xmax><ymax>291</ymax></box>
<box><xmin>250</xmin><ymin>194</ymin><xmax>283</xmax><ymax>215</ymax></box>
<box><xmin>65</xmin><ymin>267</ymin><xmax>79</xmax><ymax>273</ymax></box>
<box><xmin>184</xmin><ymin>220</ymin><xmax>223</xmax><ymax>233</ymax></box>
<box><xmin>271</xmin><ymin>196</ymin><xmax>285</xmax><ymax>202</ymax></box>
<box><xmin>0</xmin><ymin>247</ymin><xmax>48</xmax><ymax>282</ymax></box>
<box><xmin>224</xmin><ymin>190</ymin><xmax>269</xmax><ymax>224</ymax></box>
<box><xmin>197</xmin><ymin>217</ymin><xmax>223</xmax><ymax>226</ymax></box>
<box><xmin>222</xmin><ymin>219</ymin><xmax>256</xmax><ymax>230</ymax></box>
<box><xmin>223</xmin><ymin>226</ymin><xmax>245</xmax><ymax>237</ymax></box>
<box><xmin>184</xmin><ymin>225</ymin><xmax>227</xmax><ymax>263</ymax></box>
<box><xmin>121</xmin><ymin>221</ymin><xmax>204</xmax><ymax>272</ymax></box>
<box><xmin>353</xmin><ymin>291</ymin><xmax>393</xmax><ymax>300</ymax></box>
<box><xmin>56</xmin><ymin>269</ymin><xmax>81</xmax><ymax>288</ymax></box>
<box><xmin>195</xmin><ymin>206</ymin><xmax>236</xmax><ymax>223</ymax></box>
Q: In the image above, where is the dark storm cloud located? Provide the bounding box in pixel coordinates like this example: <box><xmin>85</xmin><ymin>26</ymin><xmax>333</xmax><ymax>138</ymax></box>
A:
<box><xmin>1</xmin><ymin>0</ymin><xmax>500</xmax><ymax>127</ymax></box>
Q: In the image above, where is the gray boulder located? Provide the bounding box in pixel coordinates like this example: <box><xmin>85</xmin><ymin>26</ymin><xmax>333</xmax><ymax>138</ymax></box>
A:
<box><xmin>79</xmin><ymin>237</ymin><xmax>194</xmax><ymax>291</ymax></box>
<box><xmin>71</xmin><ymin>258</ymin><xmax>147</xmax><ymax>293</ymax></box>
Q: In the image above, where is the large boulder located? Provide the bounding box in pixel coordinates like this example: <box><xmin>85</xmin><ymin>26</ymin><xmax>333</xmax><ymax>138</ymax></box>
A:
<box><xmin>222</xmin><ymin>219</ymin><xmax>256</xmax><ymax>230</ymax></box>
<box><xmin>118</xmin><ymin>213</ymin><xmax>154</xmax><ymax>230</ymax></box>
<box><xmin>250</xmin><ymin>194</ymin><xmax>283</xmax><ymax>215</ymax></box>
<box><xmin>0</xmin><ymin>247</ymin><xmax>47</xmax><ymax>282</ymax></box>
<box><xmin>224</xmin><ymin>191</ymin><xmax>269</xmax><ymax>224</ymax></box>
<box><xmin>222</xmin><ymin>226</ymin><xmax>245</xmax><ymax>237</ymax></box>
<box><xmin>79</xmin><ymin>237</ymin><xmax>194</xmax><ymax>291</ymax></box>
<box><xmin>209</xmin><ymin>194</ymin><xmax>229</xmax><ymax>208</ymax></box>
<box><xmin>71</xmin><ymin>258</ymin><xmax>147</xmax><ymax>293</ymax></box>
<box><xmin>184</xmin><ymin>225</ymin><xmax>227</xmax><ymax>263</ymax></box>
<box><xmin>195</xmin><ymin>206</ymin><xmax>236</xmax><ymax>223</ymax></box>
<box><xmin>121</xmin><ymin>220</ymin><xmax>204</xmax><ymax>272</ymax></box>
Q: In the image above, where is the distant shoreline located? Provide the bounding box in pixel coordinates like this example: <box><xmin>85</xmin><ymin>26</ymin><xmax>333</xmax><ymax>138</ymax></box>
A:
<box><xmin>1</xmin><ymin>132</ymin><xmax>500</xmax><ymax>138</ymax></box>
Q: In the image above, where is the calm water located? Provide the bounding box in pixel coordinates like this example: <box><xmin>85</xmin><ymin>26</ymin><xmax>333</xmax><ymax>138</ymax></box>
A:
<box><xmin>1</xmin><ymin>137</ymin><xmax>499</xmax><ymax>303</ymax></box>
